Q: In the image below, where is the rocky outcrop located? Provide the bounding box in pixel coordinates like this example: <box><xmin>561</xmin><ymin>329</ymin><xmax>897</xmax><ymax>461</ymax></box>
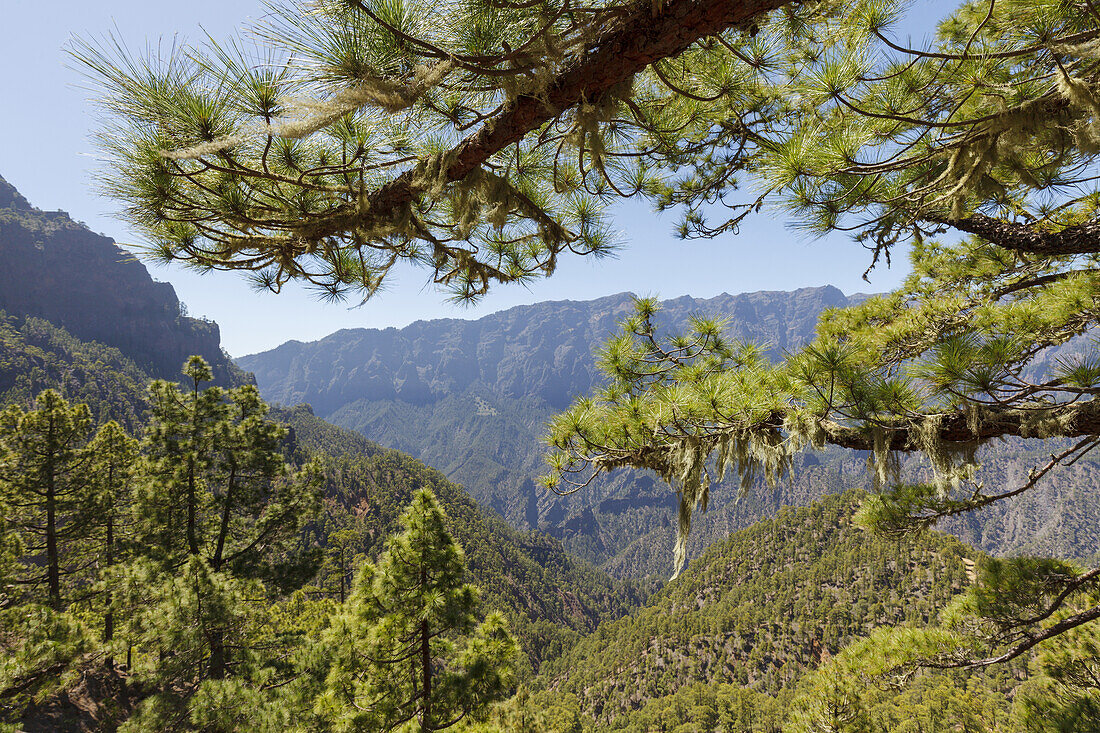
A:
<box><xmin>0</xmin><ymin>174</ymin><xmax>243</xmax><ymax>385</ymax></box>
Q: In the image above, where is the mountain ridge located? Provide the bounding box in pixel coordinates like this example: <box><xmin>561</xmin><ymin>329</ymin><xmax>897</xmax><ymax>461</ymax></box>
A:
<box><xmin>0</xmin><ymin>173</ymin><xmax>244</xmax><ymax>387</ymax></box>
<box><xmin>240</xmin><ymin>286</ymin><xmax>857</xmax><ymax>415</ymax></box>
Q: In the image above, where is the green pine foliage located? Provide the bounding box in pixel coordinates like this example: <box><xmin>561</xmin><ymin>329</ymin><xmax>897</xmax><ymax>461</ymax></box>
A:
<box><xmin>0</xmin><ymin>391</ymin><xmax>96</xmax><ymax>611</ymax></box>
<box><xmin>279</xmin><ymin>404</ymin><xmax>649</xmax><ymax>673</ymax></box>
<box><xmin>112</xmin><ymin>357</ymin><xmax>323</xmax><ymax>727</ymax></box>
<box><xmin>0</xmin><ymin>362</ymin><xmax>611</xmax><ymax>731</ymax></box>
<box><xmin>83</xmin><ymin>421</ymin><xmax>139</xmax><ymax>654</ymax></box>
<box><xmin>1013</xmin><ymin>617</ymin><xmax>1100</xmax><ymax>731</ymax></box>
<box><xmin>304</xmin><ymin>489</ymin><xmax>517</xmax><ymax>731</ymax></box>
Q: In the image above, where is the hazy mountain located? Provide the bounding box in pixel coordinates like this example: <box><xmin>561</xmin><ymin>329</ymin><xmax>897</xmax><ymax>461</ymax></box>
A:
<box><xmin>241</xmin><ymin>287</ymin><xmax>856</xmax><ymax>413</ymax></box>
<box><xmin>241</xmin><ymin>286</ymin><xmax>1100</xmax><ymax>578</ymax></box>
<box><xmin>238</xmin><ymin>287</ymin><xmax>874</xmax><ymax>572</ymax></box>
<box><xmin>0</xmin><ymin>173</ymin><xmax>245</xmax><ymax>387</ymax></box>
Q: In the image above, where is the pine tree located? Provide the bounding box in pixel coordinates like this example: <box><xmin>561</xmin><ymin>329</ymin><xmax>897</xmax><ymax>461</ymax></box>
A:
<box><xmin>0</xmin><ymin>391</ymin><xmax>100</xmax><ymax>719</ymax></box>
<box><xmin>119</xmin><ymin>357</ymin><xmax>322</xmax><ymax>726</ymax></box>
<box><xmin>134</xmin><ymin>356</ymin><xmax>322</xmax><ymax>587</ymax></box>
<box><xmin>85</xmin><ymin>420</ymin><xmax>138</xmax><ymax>661</ymax></box>
<box><xmin>314</xmin><ymin>488</ymin><xmax>517</xmax><ymax>732</ymax></box>
<box><xmin>0</xmin><ymin>390</ymin><xmax>95</xmax><ymax>610</ymax></box>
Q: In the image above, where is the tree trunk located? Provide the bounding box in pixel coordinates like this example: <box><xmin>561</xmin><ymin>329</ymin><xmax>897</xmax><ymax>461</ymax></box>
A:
<box><xmin>421</xmin><ymin>617</ymin><xmax>431</xmax><ymax>732</ymax></box>
<box><xmin>187</xmin><ymin>380</ymin><xmax>200</xmax><ymax>557</ymax></box>
<box><xmin>104</xmin><ymin>506</ymin><xmax>115</xmax><ymax>667</ymax></box>
<box><xmin>45</xmin><ymin>414</ymin><xmax>61</xmax><ymax>611</ymax></box>
<box><xmin>209</xmin><ymin>631</ymin><xmax>226</xmax><ymax>680</ymax></box>
<box><xmin>186</xmin><ymin>451</ymin><xmax>199</xmax><ymax>556</ymax></box>
<box><xmin>420</xmin><ymin>557</ymin><xmax>432</xmax><ymax>732</ymax></box>
<box><xmin>212</xmin><ymin>465</ymin><xmax>236</xmax><ymax>570</ymax></box>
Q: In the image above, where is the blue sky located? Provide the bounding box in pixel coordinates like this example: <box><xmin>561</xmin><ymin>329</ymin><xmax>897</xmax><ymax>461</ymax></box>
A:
<box><xmin>1</xmin><ymin>0</ymin><xmax>959</xmax><ymax>356</ymax></box>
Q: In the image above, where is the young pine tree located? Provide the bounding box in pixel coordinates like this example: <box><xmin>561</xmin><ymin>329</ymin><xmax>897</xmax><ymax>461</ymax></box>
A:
<box><xmin>119</xmin><ymin>357</ymin><xmax>322</xmax><ymax>728</ymax></box>
<box><xmin>313</xmin><ymin>488</ymin><xmax>517</xmax><ymax>732</ymax></box>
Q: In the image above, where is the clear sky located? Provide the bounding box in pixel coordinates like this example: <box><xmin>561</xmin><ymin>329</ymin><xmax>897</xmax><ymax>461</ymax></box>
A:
<box><xmin>0</xmin><ymin>0</ymin><xmax>960</xmax><ymax>357</ymax></box>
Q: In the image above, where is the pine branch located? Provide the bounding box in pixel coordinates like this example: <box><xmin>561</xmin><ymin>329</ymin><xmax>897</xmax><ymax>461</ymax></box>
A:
<box><xmin>302</xmin><ymin>0</ymin><xmax>790</xmax><ymax>241</ymax></box>
<box><xmin>940</xmin><ymin>214</ymin><xmax>1100</xmax><ymax>257</ymax></box>
<box><xmin>821</xmin><ymin>400</ymin><xmax>1100</xmax><ymax>451</ymax></box>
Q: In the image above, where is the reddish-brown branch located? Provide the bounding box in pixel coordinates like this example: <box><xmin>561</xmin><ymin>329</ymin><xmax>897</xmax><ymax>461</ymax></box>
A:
<box><xmin>300</xmin><ymin>0</ymin><xmax>790</xmax><ymax>239</ymax></box>
<box><xmin>942</xmin><ymin>214</ymin><xmax>1100</xmax><ymax>257</ymax></box>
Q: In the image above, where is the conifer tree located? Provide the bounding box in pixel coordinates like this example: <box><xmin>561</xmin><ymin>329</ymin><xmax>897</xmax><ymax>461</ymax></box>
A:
<box><xmin>85</xmin><ymin>420</ymin><xmax>138</xmax><ymax>659</ymax></box>
<box><xmin>1014</xmin><ymin>617</ymin><xmax>1100</xmax><ymax>731</ymax></box>
<box><xmin>0</xmin><ymin>390</ymin><xmax>94</xmax><ymax>610</ymax></box>
<box><xmin>0</xmin><ymin>391</ymin><xmax>100</xmax><ymax>719</ymax></box>
<box><xmin>135</xmin><ymin>356</ymin><xmax>322</xmax><ymax>588</ymax></box>
<box><xmin>313</xmin><ymin>488</ymin><xmax>517</xmax><ymax>732</ymax></box>
<box><xmin>119</xmin><ymin>357</ymin><xmax>322</xmax><ymax>726</ymax></box>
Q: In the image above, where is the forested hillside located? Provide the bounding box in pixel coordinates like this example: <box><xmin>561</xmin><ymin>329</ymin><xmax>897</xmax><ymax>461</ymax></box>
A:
<box><xmin>515</xmin><ymin>491</ymin><xmax>1020</xmax><ymax>732</ymax></box>
<box><xmin>0</xmin><ymin>176</ymin><xmax>645</xmax><ymax>728</ymax></box>
<box><xmin>0</xmin><ymin>310</ymin><xmax>150</xmax><ymax>430</ymax></box>
<box><xmin>277</xmin><ymin>404</ymin><xmax>648</xmax><ymax>672</ymax></box>
<box><xmin>13</xmin><ymin>0</ymin><xmax>1100</xmax><ymax>727</ymax></box>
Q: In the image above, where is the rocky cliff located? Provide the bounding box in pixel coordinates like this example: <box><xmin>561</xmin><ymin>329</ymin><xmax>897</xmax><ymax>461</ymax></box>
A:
<box><xmin>242</xmin><ymin>286</ymin><xmax>857</xmax><ymax>414</ymax></box>
<box><xmin>0</xmin><ymin>174</ymin><xmax>244</xmax><ymax>385</ymax></box>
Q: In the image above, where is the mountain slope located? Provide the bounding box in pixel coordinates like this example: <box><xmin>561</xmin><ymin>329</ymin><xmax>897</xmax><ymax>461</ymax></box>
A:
<box><xmin>241</xmin><ymin>287</ymin><xmax>856</xmax><ymax>415</ymax></box>
<box><xmin>276</xmin><ymin>404</ymin><xmax>648</xmax><ymax>672</ymax></box>
<box><xmin>528</xmin><ymin>490</ymin><xmax>998</xmax><ymax>729</ymax></box>
<box><xmin>238</xmin><ymin>287</ymin><xmax>864</xmax><ymax>566</ymax></box>
<box><xmin>241</xmin><ymin>285</ymin><xmax>1100</xmax><ymax>579</ymax></box>
<box><xmin>0</xmin><ymin>174</ymin><xmax>244</xmax><ymax>386</ymax></box>
<box><xmin>0</xmin><ymin>310</ymin><xmax>150</xmax><ymax>429</ymax></box>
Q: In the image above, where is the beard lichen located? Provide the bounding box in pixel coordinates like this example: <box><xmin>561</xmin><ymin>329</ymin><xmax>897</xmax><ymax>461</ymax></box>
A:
<box><xmin>664</xmin><ymin>425</ymin><xmax>797</xmax><ymax>578</ymax></box>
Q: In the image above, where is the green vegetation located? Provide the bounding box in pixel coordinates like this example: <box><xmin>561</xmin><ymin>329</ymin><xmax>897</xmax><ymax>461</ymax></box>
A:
<box><xmin>462</xmin><ymin>491</ymin><xmax>1075</xmax><ymax>732</ymax></box>
<box><xmin>0</xmin><ymin>371</ymin><xmax>519</xmax><ymax>732</ymax></box>
<box><xmin>524</xmin><ymin>492</ymin><xmax>994</xmax><ymax>727</ymax></box>
<box><xmin>303</xmin><ymin>489</ymin><xmax>517</xmax><ymax>731</ymax></box>
<box><xmin>280</xmin><ymin>404</ymin><xmax>649</xmax><ymax>673</ymax></box>
<box><xmin>19</xmin><ymin>0</ymin><xmax>1100</xmax><ymax>724</ymax></box>
<box><xmin>73</xmin><ymin>0</ymin><xmax>1100</xmax><ymax>673</ymax></box>
<box><xmin>0</xmin><ymin>311</ymin><xmax>149</xmax><ymax>430</ymax></box>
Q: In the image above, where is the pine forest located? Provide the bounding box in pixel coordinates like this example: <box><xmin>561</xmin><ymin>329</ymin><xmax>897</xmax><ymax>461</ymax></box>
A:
<box><xmin>2</xmin><ymin>0</ymin><xmax>1100</xmax><ymax>730</ymax></box>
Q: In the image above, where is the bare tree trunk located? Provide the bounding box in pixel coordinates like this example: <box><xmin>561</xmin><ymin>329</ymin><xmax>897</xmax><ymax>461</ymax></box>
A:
<box><xmin>45</xmin><ymin>415</ymin><xmax>61</xmax><ymax>611</ymax></box>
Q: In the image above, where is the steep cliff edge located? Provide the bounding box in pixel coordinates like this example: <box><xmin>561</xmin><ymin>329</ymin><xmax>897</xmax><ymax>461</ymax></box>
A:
<box><xmin>0</xmin><ymin>174</ymin><xmax>244</xmax><ymax>386</ymax></box>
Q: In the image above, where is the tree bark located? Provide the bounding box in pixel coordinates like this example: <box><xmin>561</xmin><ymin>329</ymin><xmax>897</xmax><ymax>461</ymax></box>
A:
<box><xmin>209</xmin><ymin>633</ymin><xmax>226</xmax><ymax>680</ymax></box>
<box><xmin>45</xmin><ymin>413</ymin><xmax>61</xmax><ymax>612</ymax></box>
<box><xmin>421</xmin><ymin>616</ymin><xmax>432</xmax><ymax>732</ymax></box>
<box><xmin>212</xmin><ymin>464</ymin><xmax>236</xmax><ymax>571</ymax></box>
<box><xmin>942</xmin><ymin>214</ymin><xmax>1100</xmax><ymax>257</ymax></box>
<box><xmin>818</xmin><ymin>400</ymin><xmax>1100</xmax><ymax>452</ymax></box>
<box><xmin>104</xmin><ymin>517</ymin><xmax>114</xmax><ymax>640</ymax></box>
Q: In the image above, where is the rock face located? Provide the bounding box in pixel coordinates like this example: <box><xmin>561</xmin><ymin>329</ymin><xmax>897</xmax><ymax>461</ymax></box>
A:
<box><xmin>0</xmin><ymin>174</ymin><xmax>242</xmax><ymax>385</ymax></box>
<box><xmin>238</xmin><ymin>287</ymin><xmax>863</xmax><ymax>550</ymax></box>
<box><xmin>241</xmin><ymin>286</ymin><xmax>857</xmax><ymax>415</ymax></box>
